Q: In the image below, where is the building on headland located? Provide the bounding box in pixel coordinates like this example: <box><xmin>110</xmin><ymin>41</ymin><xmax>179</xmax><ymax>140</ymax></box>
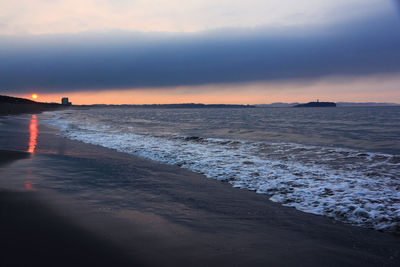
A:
<box><xmin>61</xmin><ymin>97</ymin><xmax>72</xmax><ymax>105</ymax></box>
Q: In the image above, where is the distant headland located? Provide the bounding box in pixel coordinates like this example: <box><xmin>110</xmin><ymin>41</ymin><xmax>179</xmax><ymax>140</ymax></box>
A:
<box><xmin>294</xmin><ymin>101</ymin><xmax>336</xmax><ymax>108</ymax></box>
<box><xmin>256</xmin><ymin>102</ymin><xmax>399</xmax><ymax>107</ymax></box>
<box><xmin>84</xmin><ymin>103</ymin><xmax>256</xmax><ymax>109</ymax></box>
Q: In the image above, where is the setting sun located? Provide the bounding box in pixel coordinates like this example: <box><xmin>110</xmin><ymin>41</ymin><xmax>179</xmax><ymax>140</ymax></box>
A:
<box><xmin>32</xmin><ymin>94</ymin><xmax>38</xmax><ymax>99</ymax></box>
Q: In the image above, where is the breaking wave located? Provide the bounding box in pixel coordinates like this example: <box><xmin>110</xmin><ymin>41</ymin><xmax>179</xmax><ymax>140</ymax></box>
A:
<box><xmin>44</xmin><ymin>110</ymin><xmax>400</xmax><ymax>232</ymax></box>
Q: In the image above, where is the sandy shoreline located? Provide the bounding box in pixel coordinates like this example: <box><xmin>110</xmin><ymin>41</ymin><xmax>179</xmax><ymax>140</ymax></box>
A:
<box><xmin>0</xmin><ymin>188</ymin><xmax>143</xmax><ymax>266</ymax></box>
<box><xmin>1</xmin><ymin>114</ymin><xmax>400</xmax><ymax>266</ymax></box>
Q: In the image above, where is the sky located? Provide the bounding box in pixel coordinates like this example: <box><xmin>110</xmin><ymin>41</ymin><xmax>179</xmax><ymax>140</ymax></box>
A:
<box><xmin>0</xmin><ymin>0</ymin><xmax>399</xmax><ymax>104</ymax></box>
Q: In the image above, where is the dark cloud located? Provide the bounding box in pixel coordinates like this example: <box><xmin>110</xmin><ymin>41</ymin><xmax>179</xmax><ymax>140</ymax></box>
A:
<box><xmin>0</xmin><ymin>12</ymin><xmax>399</xmax><ymax>93</ymax></box>
<box><xmin>395</xmin><ymin>0</ymin><xmax>400</xmax><ymax>11</ymax></box>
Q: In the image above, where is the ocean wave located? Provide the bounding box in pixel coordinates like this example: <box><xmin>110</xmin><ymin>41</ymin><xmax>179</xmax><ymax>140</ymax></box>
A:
<box><xmin>44</xmin><ymin>110</ymin><xmax>400</xmax><ymax>232</ymax></box>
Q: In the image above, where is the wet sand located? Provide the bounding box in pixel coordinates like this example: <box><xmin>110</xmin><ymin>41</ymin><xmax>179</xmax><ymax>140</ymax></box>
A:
<box><xmin>0</xmin><ymin>148</ymin><xmax>140</xmax><ymax>266</ymax></box>
<box><xmin>0</xmin><ymin>149</ymin><xmax>30</xmax><ymax>166</ymax></box>
<box><xmin>0</xmin><ymin>188</ymin><xmax>144</xmax><ymax>266</ymax></box>
<box><xmin>0</xmin><ymin>114</ymin><xmax>399</xmax><ymax>266</ymax></box>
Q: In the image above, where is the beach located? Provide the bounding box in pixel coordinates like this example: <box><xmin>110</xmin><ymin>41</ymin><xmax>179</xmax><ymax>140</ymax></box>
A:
<box><xmin>1</xmin><ymin>113</ymin><xmax>400</xmax><ymax>266</ymax></box>
<box><xmin>0</xmin><ymin>187</ymin><xmax>138</xmax><ymax>266</ymax></box>
<box><xmin>2</xmin><ymin>1</ymin><xmax>400</xmax><ymax>265</ymax></box>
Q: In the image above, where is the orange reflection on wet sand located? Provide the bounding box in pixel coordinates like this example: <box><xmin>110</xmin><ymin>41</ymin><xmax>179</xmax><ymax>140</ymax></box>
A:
<box><xmin>27</xmin><ymin>115</ymin><xmax>38</xmax><ymax>153</ymax></box>
<box><xmin>24</xmin><ymin>180</ymin><xmax>34</xmax><ymax>190</ymax></box>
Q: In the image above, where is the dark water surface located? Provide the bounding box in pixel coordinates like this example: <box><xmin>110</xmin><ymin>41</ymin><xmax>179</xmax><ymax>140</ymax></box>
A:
<box><xmin>50</xmin><ymin>106</ymin><xmax>400</xmax><ymax>153</ymax></box>
<box><xmin>41</xmin><ymin>107</ymin><xmax>400</xmax><ymax>231</ymax></box>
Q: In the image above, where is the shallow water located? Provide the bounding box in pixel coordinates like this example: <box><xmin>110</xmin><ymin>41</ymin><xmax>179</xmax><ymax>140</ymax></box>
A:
<box><xmin>43</xmin><ymin>107</ymin><xmax>400</xmax><ymax>231</ymax></box>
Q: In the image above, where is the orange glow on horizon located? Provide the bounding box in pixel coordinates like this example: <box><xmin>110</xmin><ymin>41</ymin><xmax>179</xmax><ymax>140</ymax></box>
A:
<box><xmin>32</xmin><ymin>94</ymin><xmax>38</xmax><ymax>99</ymax></box>
<box><xmin>27</xmin><ymin>115</ymin><xmax>38</xmax><ymax>154</ymax></box>
<box><xmin>15</xmin><ymin>74</ymin><xmax>400</xmax><ymax>105</ymax></box>
<box><xmin>18</xmin><ymin>88</ymin><xmax>400</xmax><ymax>105</ymax></box>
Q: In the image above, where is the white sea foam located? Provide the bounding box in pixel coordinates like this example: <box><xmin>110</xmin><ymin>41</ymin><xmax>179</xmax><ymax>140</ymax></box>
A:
<box><xmin>44</xmin><ymin>110</ymin><xmax>400</xmax><ymax>232</ymax></box>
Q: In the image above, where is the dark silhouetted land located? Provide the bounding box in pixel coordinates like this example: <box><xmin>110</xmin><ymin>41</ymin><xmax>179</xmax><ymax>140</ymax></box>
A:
<box><xmin>0</xmin><ymin>95</ymin><xmax>67</xmax><ymax>115</ymax></box>
<box><xmin>81</xmin><ymin>103</ymin><xmax>256</xmax><ymax>108</ymax></box>
<box><xmin>294</xmin><ymin>101</ymin><xmax>336</xmax><ymax>107</ymax></box>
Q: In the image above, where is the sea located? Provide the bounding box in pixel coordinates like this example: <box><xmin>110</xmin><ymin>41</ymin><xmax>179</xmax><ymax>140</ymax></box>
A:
<box><xmin>43</xmin><ymin>106</ymin><xmax>400</xmax><ymax>231</ymax></box>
